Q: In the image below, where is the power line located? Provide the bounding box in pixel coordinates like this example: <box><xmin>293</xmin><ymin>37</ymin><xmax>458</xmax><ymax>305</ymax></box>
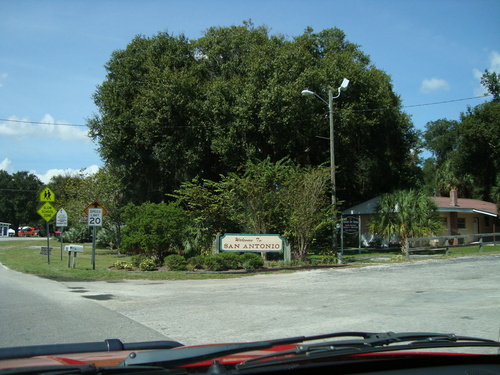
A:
<box><xmin>0</xmin><ymin>95</ymin><xmax>491</xmax><ymax>128</ymax></box>
<box><xmin>0</xmin><ymin>118</ymin><xmax>87</xmax><ymax>127</ymax></box>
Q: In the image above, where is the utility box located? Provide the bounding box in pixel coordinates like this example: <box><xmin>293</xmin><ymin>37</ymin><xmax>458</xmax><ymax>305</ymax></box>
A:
<box><xmin>64</xmin><ymin>245</ymin><xmax>83</xmax><ymax>253</ymax></box>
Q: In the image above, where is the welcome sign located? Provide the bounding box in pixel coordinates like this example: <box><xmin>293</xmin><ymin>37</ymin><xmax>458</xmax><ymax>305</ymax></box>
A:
<box><xmin>220</xmin><ymin>234</ymin><xmax>284</xmax><ymax>252</ymax></box>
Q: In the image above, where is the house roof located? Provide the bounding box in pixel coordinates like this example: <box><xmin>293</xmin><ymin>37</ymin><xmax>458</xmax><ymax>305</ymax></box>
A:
<box><xmin>430</xmin><ymin>196</ymin><xmax>498</xmax><ymax>217</ymax></box>
<box><xmin>342</xmin><ymin>196</ymin><xmax>498</xmax><ymax>217</ymax></box>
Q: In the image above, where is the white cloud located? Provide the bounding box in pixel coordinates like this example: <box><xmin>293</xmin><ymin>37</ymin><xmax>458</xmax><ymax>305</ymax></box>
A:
<box><xmin>0</xmin><ymin>73</ymin><xmax>7</xmax><ymax>87</ymax></box>
<box><xmin>0</xmin><ymin>114</ymin><xmax>90</xmax><ymax>142</ymax></box>
<box><xmin>0</xmin><ymin>158</ymin><xmax>13</xmax><ymax>172</ymax></box>
<box><xmin>420</xmin><ymin>78</ymin><xmax>450</xmax><ymax>93</ymax></box>
<box><xmin>473</xmin><ymin>50</ymin><xmax>500</xmax><ymax>96</ymax></box>
<box><xmin>35</xmin><ymin>165</ymin><xmax>100</xmax><ymax>184</ymax></box>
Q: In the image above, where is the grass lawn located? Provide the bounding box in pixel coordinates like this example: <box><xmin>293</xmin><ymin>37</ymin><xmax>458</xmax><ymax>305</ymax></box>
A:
<box><xmin>0</xmin><ymin>239</ymin><xmax>247</xmax><ymax>281</ymax></box>
<box><xmin>1</xmin><ymin>239</ymin><xmax>499</xmax><ymax>281</ymax></box>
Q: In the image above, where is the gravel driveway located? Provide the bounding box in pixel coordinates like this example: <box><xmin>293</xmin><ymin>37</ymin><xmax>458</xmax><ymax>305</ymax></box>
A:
<box><xmin>60</xmin><ymin>255</ymin><xmax>500</xmax><ymax>346</ymax></box>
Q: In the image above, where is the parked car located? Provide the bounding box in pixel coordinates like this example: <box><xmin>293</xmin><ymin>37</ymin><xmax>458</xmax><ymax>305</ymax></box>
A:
<box><xmin>18</xmin><ymin>227</ymin><xmax>40</xmax><ymax>237</ymax></box>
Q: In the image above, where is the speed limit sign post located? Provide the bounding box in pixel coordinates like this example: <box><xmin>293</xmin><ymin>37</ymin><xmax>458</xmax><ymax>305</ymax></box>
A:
<box><xmin>87</xmin><ymin>208</ymin><xmax>103</xmax><ymax>226</ymax></box>
<box><xmin>84</xmin><ymin>201</ymin><xmax>106</xmax><ymax>270</ymax></box>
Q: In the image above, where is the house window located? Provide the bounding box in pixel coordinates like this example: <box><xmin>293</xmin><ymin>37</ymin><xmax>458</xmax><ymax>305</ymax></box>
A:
<box><xmin>484</xmin><ymin>216</ymin><xmax>490</xmax><ymax>227</ymax></box>
<box><xmin>457</xmin><ymin>218</ymin><xmax>466</xmax><ymax>229</ymax></box>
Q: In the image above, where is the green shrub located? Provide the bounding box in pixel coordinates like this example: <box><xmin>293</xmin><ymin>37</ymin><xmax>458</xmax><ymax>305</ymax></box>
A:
<box><xmin>121</xmin><ymin>202</ymin><xmax>190</xmax><ymax>263</ymax></box>
<box><xmin>187</xmin><ymin>255</ymin><xmax>206</xmax><ymax>270</ymax></box>
<box><xmin>64</xmin><ymin>225</ymin><xmax>91</xmax><ymax>243</ymax></box>
<box><xmin>113</xmin><ymin>260</ymin><xmax>133</xmax><ymax>270</ymax></box>
<box><xmin>203</xmin><ymin>255</ymin><xmax>226</xmax><ymax>271</ymax></box>
<box><xmin>96</xmin><ymin>226</ymin><xmax>120</xmax><ymax>249</ymax></box>
<box><xmin>164</xmin><ymin>254</ymin><xmax>187</xmax><ymax>271</ymax></box>
<box><xmin>240</xmin><ymin>253</ymin><xmax>264</xmax><ymax>270</ymax></box>
<box><xmin>131</xmin><ymin>254</ymin><xmax>148</xmax><ymax>268</ymax></box>
<box><xmin>139</xmin><ymin>258</ymin><xmax>156</xmax><ymax>271</ymax></box>
<box><xmin>203</xmin><ymin>253</ymin><xmax>241</xmax><ymax>271</ymax></box>
<box><xmin>219</xmin><ymin>252</ymin><xmax>241</xmax><ymax>269</ymax></box>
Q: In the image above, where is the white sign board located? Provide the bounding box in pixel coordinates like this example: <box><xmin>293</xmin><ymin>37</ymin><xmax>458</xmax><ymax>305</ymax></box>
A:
<box><xmin>56</xmin><ymin>208</ymin><xmax>68</xmax><ymax>227</ymax></box>
<box><xmin>220</xmin><ymin>234</ymin><xmax>283</xmax><ymax>252</ymax></box>
<box><xmin>87</xmin><ymin>208</ymin><xmax>103</xmax><ymax>227</ymax></box>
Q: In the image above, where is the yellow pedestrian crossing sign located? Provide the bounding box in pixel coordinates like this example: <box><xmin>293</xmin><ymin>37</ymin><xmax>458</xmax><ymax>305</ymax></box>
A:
<box><xmin>40</xmin><ymin>187</ymin><xmax>55</xmax><ymax>202</ymax></box>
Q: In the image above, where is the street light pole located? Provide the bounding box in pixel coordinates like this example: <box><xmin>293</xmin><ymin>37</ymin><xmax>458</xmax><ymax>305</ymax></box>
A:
<box><xmin>302</xmin><ymin>78</ymin><xmax>349</xmax><ymax>254</ymax></box>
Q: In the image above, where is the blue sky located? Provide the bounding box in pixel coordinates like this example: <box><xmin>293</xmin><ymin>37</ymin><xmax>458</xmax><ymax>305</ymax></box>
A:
<box><xmin>1</xmin><ymin>0</ymin><xmax>498</xmax><ymax>183</ymax></box>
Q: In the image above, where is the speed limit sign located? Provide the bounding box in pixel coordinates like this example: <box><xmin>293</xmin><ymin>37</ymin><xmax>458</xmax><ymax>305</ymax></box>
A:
<box><xmin>87</xmin><ymin>208</ymin><xmax>103</xmax><ymax>227</ymax></box>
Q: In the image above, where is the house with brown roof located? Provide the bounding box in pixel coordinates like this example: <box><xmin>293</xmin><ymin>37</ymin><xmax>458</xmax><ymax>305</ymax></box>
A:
<box><xmin>341</xmin><ymin>190</ymin><xmax>499</xmax><ymax>247</ymax></box>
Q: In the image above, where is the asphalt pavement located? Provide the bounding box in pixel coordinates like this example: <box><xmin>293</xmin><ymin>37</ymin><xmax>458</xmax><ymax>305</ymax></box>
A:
<box><xmin>55</xmin><ymin>255</ymin><xmax>500</xmax><ymax>346</ymax></box>
<box><xmin>1</xmin><ymin>253</ymin><xmax>499</xmax><ymax>348</ymax></box>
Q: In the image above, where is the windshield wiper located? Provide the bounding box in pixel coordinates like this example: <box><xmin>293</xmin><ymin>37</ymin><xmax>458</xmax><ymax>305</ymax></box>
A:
<box><xmin>0</xmin><ymin>339</ymin><xmax>183</xmax><ymax>361</ymax></box>
<box><xmin>236</xmin><ymin>331</ymin><xmax>500</xmax><ymax>371</ymax></box>
<box><xmin>121</xmin><ymin>331</ymin><xmax>500</xmax><ymax>370</ymax></box>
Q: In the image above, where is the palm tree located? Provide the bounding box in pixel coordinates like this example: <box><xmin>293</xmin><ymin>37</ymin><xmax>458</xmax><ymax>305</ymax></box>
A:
<box><xmin>434</xmin><ymin>159</ymin><xmax>473</xmax><ymax>197</ymax></box>
<box><xmin>368</xmin><ymin>190</ymin><xmax>443</xmax><ymax>254</ymax></box>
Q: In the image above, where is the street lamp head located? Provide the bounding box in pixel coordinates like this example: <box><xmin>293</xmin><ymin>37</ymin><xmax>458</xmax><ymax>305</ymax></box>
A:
<box><xmin>339</xmin><ymin>78</ymin><xmax>349</xmax><ymax>91</ymax></box>
<box><xmin>301</xmin><ymin>89</ymin><xmax>315</xmax><ymax>96</ymax></box>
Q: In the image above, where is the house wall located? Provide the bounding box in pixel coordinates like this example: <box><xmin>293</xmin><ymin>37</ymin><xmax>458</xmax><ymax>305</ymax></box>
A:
<box><xmin>441</xmin><ymin>212</ymin><xmax>496</xmax><ymax>237</ymax></box>
<box><xmin>349</xmin><ymin>212</ymin><xmax>497</xmax><ymax>247</ymax></box>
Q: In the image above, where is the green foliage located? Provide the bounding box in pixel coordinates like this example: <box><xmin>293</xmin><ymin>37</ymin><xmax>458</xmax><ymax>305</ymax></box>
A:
<box><xmin>174</xmin><ymin>159</ymin><xmax>332</xmax><ymax>260</ymax></box>
<box><xmin>369</xmin><ymin>190</ymin><xmax>443</xmax><ymax>254</ymax></box>
<box><xmin>113</xmin><ymin>260</ymin><xmax>133</xmax><ymax>270</ymax></box>
<box><xmin>422</xmin><ymin>91</ymin><xmax>499</xmax><ymax>202</ymax></box>
<box><xmin>121</xmin><ymin>202</ymin><xmax>190</xmax><ymax>265</ymax></box>
<box><xmin>480</xmin><ymin>69</ymin><xmax>500</xmax><ymax>101</ymax></box>
<box><xmin>163</xmin><ymin>254</ymin><xmax>187</xmax><ymax>271</ymax></box>
<box><xmin>218</xmin><ymin>157</ymin><xmax>294</xmax><ymax>234</ymax></box>
<box><xmin>456</xmin><ymin>100</ymin><xmax>499</xmax><ymax>201</ymax></box>
<box><xmin>280</xmin><ymin>166</ymin><xmax>331</xmax><ymax>260</ymax></box>
<box><xmin>131</xmin><ymin>254</ymin><xmax>149</xmax><ymax>268</ymax></box>
<box><xmin>203</xmin><ymin>254</ymin><xmax>230</xmax><ymax>271</ymax></box>
<box><xmin>186</xmin><ymin>255</ymin><xmax>206</xmax><ymax>270</ymax></box>
<box><xmin>64</xmin><ymin>224</ymin><xmax>92</xmax><ymax>243</ymax></box>
<box><xmin>0</xmin><ymin>171</ymin><xmax>43</xmax><ymax>234</ymax></box>
<box><xmin>239</xmin><ymin>252</ymin><xmax>264</xmax><ymax>270</ymax></box>
<box><xmin>201</xmin><ymin>252</ymin><xmax>265</xmax><ymax>271</ymax></box>
<box><xmin>139</xmin><ymin>258</ymin><xmax>156</xmax><ymax>271</ymax></box>
<box><xmin>48</xmin><ymin>167</ymin><xmax>126</xmax><ymax>249</ymax></box>
<box><xmin>88</xmin><ymin>22</ymin><xmax>419</xmax><ymax>206</ymax></box>
<box><xmin>96</xmin><ymin>227</ymin><xmax>119</xmax><ymax>249</ymax></box>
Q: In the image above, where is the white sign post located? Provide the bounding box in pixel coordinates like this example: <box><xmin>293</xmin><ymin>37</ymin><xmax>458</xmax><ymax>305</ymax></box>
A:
<box><xmin>56</xmin><ymin>208</ymin><xmax>68</xmax><ymax>260</ymax></box>
<box><xmin>87</xmin><ymin>207</ymin><xmax>103</xmax><ymax>270</ymax></box>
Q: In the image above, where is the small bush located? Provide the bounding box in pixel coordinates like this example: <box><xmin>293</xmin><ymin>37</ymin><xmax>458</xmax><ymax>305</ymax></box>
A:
<box><xmin>203</xmin><ymin>255</ymin><xmax>226</xmax><ymax>271</ymax></box>
<box><xmin>131</xmin><ymin>254</ymin><xmax>148</xmax><ymax>268</ymax></box>
<box><xmin>64</xmin><ymin>225</ymin><xmax>91</xmax><ymax>243</ymax></box>
<box><xmin>240</xmin><ymin>253</ymin><xmax>264</xmax><ymax>270</ymax></box>
<box><xmin>187</xmin><ymin>255</ymin><xmax>206</xmax><ymax>270</ymax></box>
<box><xmin>139</xmin><ymin>258</ymin><xmax>156</xmax><ymax>271</ymax></box>
<box><xmin>203</xmin><ymin>253</ymin><xmax>243</xmax><ymax>271</ymax></box>
<box><xmin>113</xmin><ymin>260</ymin><xmax>133</xmax><ymax>270</ymax></box>
<box><xmin>164</xmin><ymin>254</ymin><xmax>187</xmax><ymax>271</ymax></box>
<box><xmin>389</xmin><ymin>254</ymin><xmax>406</xmax><ymax>263</ymax></box>
<box><xmin>219</xmin><ymin>252</ymin><xmax>241</xmax><ymax>269</ymax></box>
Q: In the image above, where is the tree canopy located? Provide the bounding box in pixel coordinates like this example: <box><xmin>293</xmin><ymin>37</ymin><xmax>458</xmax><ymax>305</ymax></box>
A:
<box><xmin>422</xmin><ymin>91</ymin><xmax>499</xmax><ymax>202</ymax></box>
<box><xmin>88</xmin><ymin>22</ymin><xmax>419</xmax><ymax>207</ymax></box>
<box><xmin>0</xmin><ymin>171</ymin><xmax>43</xmax><ymax>234</ymax></box>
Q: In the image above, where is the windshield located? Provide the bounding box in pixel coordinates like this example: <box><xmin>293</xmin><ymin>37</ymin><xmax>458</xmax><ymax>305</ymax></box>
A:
<box><xmin>0</xmin><ymin>0</ymin><xmax>499</xmax><ymax>365</ymax></box>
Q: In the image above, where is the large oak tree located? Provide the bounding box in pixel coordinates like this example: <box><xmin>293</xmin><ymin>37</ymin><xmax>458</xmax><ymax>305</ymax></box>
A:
<box><xmin>88</xmin><ymin>22</ymin><xmax>419</xmax><ymax>207</ymax></box>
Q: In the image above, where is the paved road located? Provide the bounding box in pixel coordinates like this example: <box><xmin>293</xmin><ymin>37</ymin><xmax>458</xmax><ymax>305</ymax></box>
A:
<box><xmin>1</xmin><ymin>255</ymin><xmax>499</xmax><ymax>347</ymax></box>
<box><xmin>0</xmin><ymin>264</ymin><xmax>174</xmax><ymax>347</ymax></box>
